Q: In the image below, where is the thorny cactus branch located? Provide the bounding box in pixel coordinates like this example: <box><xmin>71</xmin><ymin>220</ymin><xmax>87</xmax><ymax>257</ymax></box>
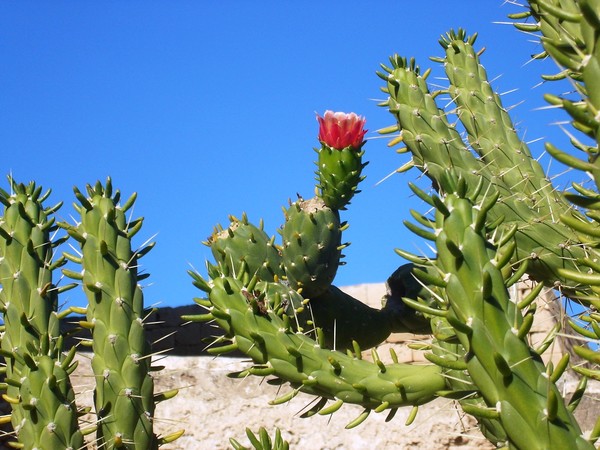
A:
<box><xmin>187</xmin><ymin>273</ymin><xmax>447</xmax><ymax>427</ymax></box>
<box><xmin>378</xmin><ymin>30</ymin><xmax>600</xmax><ymax>307</ymax></box>
<box><xmin>508</xmin><ymin>0</ymin><xmax>600</xmax><ymax>384</ymax></box>
<box><xmin>62</xmin><ymin>178</ymin><xmax>182</xmax><ymax>449</ymax></box>
<box><xmin>0</xmin><ymin>178</ymin><xmax>84</xmax><ymax>449</ymax></box>
<box><xmin>422</xmin><ymin>180</ymin><xmax>590</xmax><ymax>449</ymax></box>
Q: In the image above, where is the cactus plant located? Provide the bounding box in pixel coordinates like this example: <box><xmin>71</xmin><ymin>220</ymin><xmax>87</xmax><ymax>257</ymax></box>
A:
<box><xmin>0</xmin><ymin>177</ymin><xmax>182</xmax><ymax>449</ymax></box>
<box><xmin>2</xmin><ymin>2</ymin><xmax>600</xmax><ymax>449</ymax></box>
<box><xmin>0</xmin><ymin>178</ymin><xmax>84</xmax><ymax>449</ymax></box>
<box><xmin>61</xmin><ymin>178</ymin><xmax>182</xmax><ymax>449</ymax></box>
<box><xmin>188</xmin><ymin>2</ymin><xmax>600</xmax><ymax>449</ymax></box>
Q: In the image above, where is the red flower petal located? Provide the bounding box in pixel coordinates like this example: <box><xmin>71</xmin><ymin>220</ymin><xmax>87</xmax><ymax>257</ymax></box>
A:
<box><xmin>317</xmin><ymin>110</ymin><xmax>367</xmax><ymax>150</ymax></box>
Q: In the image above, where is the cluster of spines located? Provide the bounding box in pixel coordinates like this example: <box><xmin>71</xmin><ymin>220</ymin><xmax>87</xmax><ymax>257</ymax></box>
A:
<box><xmin>62</xmin><ymin>178</ymin><xmax>182</xmax><ymax>449</ymax></box>
<box><xmin>0</xmin><ymin>179</ymin><xmax>84</xmax><ymax>449</ymax></box>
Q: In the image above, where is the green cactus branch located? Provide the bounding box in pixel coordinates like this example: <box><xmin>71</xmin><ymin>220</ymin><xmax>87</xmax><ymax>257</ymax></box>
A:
<box><xmin>0</xmin><ymin>178</ymin><xmax>84</xmax><ymax>449</ymax></box>
<box><xmin>426</xmin><ymin>185</ymin><xmax>591</xmax><ymax>449</ymax></box>
<box><xmin>187</xmin><ymin>273</ymin><xmax>447</xmax><ymax>426</ymax></box>
<box><xmin>379</xmin><ymin>29</ymin><xmax>600</xmax><ymax>309</ymax></box>
<box><xmin>62</xmin><ymin>178</ymin><xmax>180</xmax><ymax>449</ymax></box>
<box><xmin>516</xmin><ymin>0</ymin><xmax>600</xmax><ymax>383</ymax></box>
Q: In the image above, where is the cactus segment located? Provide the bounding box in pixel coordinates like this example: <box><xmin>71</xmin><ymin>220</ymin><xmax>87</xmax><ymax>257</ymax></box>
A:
<box><xmin>0</xmin><ymin>179</ymin><xmax>84</xmax><ymax>448</ymax></box>
<box><xmin>63</xmin><ymin>178</ymin><xmax>169</xmax><ymax>449</ymax></box>
<box><xmin>315</xmin><ymin>145</ymin><xmax>367</xmax><ymax>210</ymax></box>
<box><xmin>198</xmin><ymin>275</ymin><xmax>446</xmax><ymax>414</ymax></box>
<box><xmin>379</xmin><ymin>30</ymin><xmax>600</xmax><ymax>306</ymax></box>
<box><xmin>280</xmin><ymin>197</ymin><xmax>343</xmax><ymax>297</ymax></box>
<box><xmin>12</xmin><ymin>355</ymin><xmax>83</xmax><ymax>449</ymax></box>
<box><xmin>431</xmin><ymin>192</ymin><xmax>591</xmax><ymax>450</ymax></box>
<box><xmin>207</xmin><ymin>214</ymin><xmax>284</xmax><ymax>284</ymax></box>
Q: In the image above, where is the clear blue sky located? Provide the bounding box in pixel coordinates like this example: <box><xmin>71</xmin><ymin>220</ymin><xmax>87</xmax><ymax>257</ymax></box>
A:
<box><xmin>1</xmin><ymin>2</ymin><xmax>573</xmax><ymax>308</ymax></box>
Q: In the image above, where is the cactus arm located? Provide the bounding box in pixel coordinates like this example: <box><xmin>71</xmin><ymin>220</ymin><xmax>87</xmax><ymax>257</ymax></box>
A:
<box><xmin>379</xmin><ymin>31</ymin><xmax>600</xmax><ymax>305</ymax></box>
<box><xmin>63</xmin><ymin>178</ymin><xmax>174</xmax><ymax>449</ymax></box>
<box><xmin>0</xmin><ymin>179</ymin><xmax>84</xmax><ymax>449</ymax></box>
<box><xmin>190</xmin><ymin>274</ymin><xmax>446</xmax><ymax>420</ymax></box>
<box><xmin>439</xmin><ymin>30</ymin><xmax>548</xmax><ymax>188</ymax></box>
<box><xmin>507</xmin><ymin>0</ymin><xmax>600</xmax><ymax>389</ymax></box>
<box><xmin>429</xmin><ymin>317</ymin><xmax>509</xmax><ymax>446</ymax></box>
<box><xmin>511</xmin><ymin>1</ymin><xmax>587</xmax><ymax>83</ymax></box>
<box><xmin>431</xmin><ymin>189</ymin><xmax>591</xmax><ymax>450</ymax></box>
<box><xmin>280</xmin><ymin>196</ymin><xmax>343</xmax><ymax>298</ymax></box>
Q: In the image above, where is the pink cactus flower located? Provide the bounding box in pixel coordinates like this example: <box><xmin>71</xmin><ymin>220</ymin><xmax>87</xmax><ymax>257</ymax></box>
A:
<box><xmin>317</xmin><ymin>110</ymin><xmax>367</xmax><ymax>150</ymax></box>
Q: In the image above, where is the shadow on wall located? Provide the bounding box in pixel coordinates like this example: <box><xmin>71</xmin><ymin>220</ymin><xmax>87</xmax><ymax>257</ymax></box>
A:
<box><xmin>61</xmin><ymin>305</ymin><xmax>230</xmax><ymax>356</ymax></box>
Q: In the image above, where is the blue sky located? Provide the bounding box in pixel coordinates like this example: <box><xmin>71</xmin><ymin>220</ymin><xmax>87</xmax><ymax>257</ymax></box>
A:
<box><xmin>1</xmin><ymin>2</ymin><xmax>574</xmax><ymax>308</ymax></box>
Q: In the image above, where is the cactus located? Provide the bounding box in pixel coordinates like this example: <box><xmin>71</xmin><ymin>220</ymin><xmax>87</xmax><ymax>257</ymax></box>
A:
<box><xmin>0</xmin><ymin>178</ymin><xmax>84</xmax><ymax>449</ymax></box>
<box><xmin>0</xmin><ymin>177</ymin><xmax>183</xmax><ymax>449</ymax></box>
<box><xmin>427</xmin><ymin>181</ymin><xmax>589</xmax><ymax>449</ymax></box>
<box><xmin>61</xmin><ymin>178</ymin><xmax>183</xmax><ymax>449</ymax></box>
<box><xmin>2</xmin><ymin>2</ymin><xmax>600</xmax><ymax>449</ymax></box>
<box><xmin>188</xmin><ymin>2</ymin><xmax>600</xmax><ymax>449</ymax></box>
